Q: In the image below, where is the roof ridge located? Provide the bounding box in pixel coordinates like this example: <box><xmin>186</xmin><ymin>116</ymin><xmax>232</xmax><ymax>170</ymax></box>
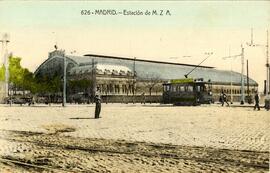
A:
<box><xmin>83</xmin><ymin>54</ymin><xmax>214</xmax><ymax>69</ymax></box>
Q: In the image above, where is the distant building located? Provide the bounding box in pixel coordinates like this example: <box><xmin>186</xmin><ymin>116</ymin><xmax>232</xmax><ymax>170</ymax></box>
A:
<box><xmin>34</xmin><ymin>50</ymin><xmax>258</xmax><ymax>103</ymax></box>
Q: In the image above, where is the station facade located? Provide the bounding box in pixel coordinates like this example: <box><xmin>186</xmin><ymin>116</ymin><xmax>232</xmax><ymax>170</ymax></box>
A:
<box><xmin>34</xmin><ymin>50</ymin><xmax>258</xmax><ymax>103</ymax></box>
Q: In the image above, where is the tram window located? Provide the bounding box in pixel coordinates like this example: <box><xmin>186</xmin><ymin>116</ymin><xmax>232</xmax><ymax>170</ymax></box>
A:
<box><xmin>176</xmin><ymin>85</ymin><xmax>180</xmax><ymax>92</ymax></box>
<box><xmin>173</xmin><ymin>86</ymin><xmax>177</xmax><ymax>92</ymax></box>
<box><xmin>177</xmin><ymin>85</ymin><xmax>181</xmax><ymax>92</ymax></box>
<box><xmin>197</xmin><ymin>86</ymin><xmax>201</xmax><ymax>92</ymax></box>
<box><xmin>164</xmin><ymin>85</ymin><xmax>170</xmax><ymax>92</ymax></box>
<box><xmin>188</xmin><ymin>86</ymin><xmax>193</xmax><ymax>92</ymax></box>
<box><xmin>180</xmin><ymin>86</ymin><xmax>185</xmax><ymax>92</ymax></box>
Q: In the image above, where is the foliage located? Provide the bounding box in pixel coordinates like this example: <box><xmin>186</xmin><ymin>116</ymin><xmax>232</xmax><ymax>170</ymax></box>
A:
<box><xmin>2</xmin><ymin>56</ymin><xmax>92</xmax><ymax>96</ymax></box>
<box><xmin>0</xmin><ymin>56</ymin><xmax>72</xmax><ymax>97</ymax></box>
<box><xmin>0</xmin><ymin>64</ymin><xmax>4</xmax><ymax>81</ymax></box>
<box><xmin>69</xmin><ymin>79</ymin><xmax>91</xmax><ymax>91</ymax></box>
<box><xmin>34</xmin><ymin>74</ymin><xmax>62</xmax><ymax>95</ymax></box>
<box><xmin>0</xmin><ymin>56</ymin><xmax>38</xmax><ymax>94</ymax></box>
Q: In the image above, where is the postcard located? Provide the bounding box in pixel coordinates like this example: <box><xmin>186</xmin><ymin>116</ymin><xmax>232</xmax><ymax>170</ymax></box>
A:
<box><xmin>0</xmin><ymin>1</ymin><xmax>269</xmax><ymax>172</ymax></box>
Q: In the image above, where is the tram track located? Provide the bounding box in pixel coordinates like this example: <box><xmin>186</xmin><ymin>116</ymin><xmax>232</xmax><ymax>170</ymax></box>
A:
<box><xmin>0</xmin><ymin>129</ymin><xmax>268</xmax><ymax>172</ymax></box>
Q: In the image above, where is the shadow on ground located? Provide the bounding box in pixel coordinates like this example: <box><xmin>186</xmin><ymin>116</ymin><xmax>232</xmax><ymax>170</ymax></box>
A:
<box><xmin>69</xmin><ymin>117</ymin><xmax>99</xmax><ymax>120</ymax></box>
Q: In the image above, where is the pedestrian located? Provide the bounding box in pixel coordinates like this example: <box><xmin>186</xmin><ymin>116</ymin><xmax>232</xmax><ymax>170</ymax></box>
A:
<box><xmin>141</xmin><ymin>92</ymin><xmax>146</xmax><ymax>104</ymax></box>
<box><xmin>221</xmin><ymin>91</ymin><xmax>229</xmax><ymax>106</ymax></box>
<box><xmin>219</xmin><ymin>93</ymin><xmax>223</xmax><ymax>104</ymax></box>
<box><xmin>94</xmin><ymin>87</ymin><xmax>101</xmax><ymax>119</ymax></box>
<box><xmin>254</xmin><ymin>91</ymin><xmax>260</xmax><ymax>111</ymax></box>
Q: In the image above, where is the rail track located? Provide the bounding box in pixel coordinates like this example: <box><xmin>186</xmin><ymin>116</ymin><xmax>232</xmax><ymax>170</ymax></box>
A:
<box><xmin>0</xmin><ymin>130</ymin><xmax>269</xmax><ymax>172</ymax></box>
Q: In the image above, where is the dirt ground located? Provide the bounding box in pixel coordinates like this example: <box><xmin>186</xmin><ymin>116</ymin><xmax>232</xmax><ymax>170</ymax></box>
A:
<box><xmin>0</xmin><ymin>104</ymin><xmax>269</xmax><ymax>172</ymax></box>
<box><xmin>0</xmin><ymin>130</ymin><xmax>268</xmax><ymax>173</ymax></box>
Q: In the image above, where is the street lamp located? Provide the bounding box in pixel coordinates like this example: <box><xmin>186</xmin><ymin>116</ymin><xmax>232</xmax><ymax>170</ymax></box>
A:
<box><xmin>0</xmin><ymin>33</ymin><xmax>10</xmax><ymax>97</ymax></box>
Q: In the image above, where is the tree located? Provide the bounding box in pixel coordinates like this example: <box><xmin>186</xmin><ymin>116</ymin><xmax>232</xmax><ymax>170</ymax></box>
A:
<box><xmin>0</xmin><ymin>56</ymin><xmax>32</xmax><ymax>94</ymax></box>
<box><xmin>0</xmin><ymin>56</ymin><xmax>40</xmax><ymax>96</ymax></box>
<box><xmin>69</xmin><ymin>79</ymin><xmax>91</xmax><ymax>93</ymax></box>
<box><xmin>9</xmin><ymin>57</ymin><xmax>24</xmax><ymax>91</ymax></box>
<box><xmin>142</xmin><ymin>74</ymin><xmax>162</xmax><ymax>96</ymax></box>
<box><xmin>0</xmin><ymin>65</ymin><xmax>5</xmax><ymax>81</ymax></box>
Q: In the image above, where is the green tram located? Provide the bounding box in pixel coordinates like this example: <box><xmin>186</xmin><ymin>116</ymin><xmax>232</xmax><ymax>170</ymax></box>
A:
<box><xmin>162</xmin><ymin>78</ymin><xmax>213</xmax><ymax>106</ymax></box>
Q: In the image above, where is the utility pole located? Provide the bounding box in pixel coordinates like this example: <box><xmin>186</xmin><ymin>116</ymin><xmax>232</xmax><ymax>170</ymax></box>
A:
<box><xmin>266</xmin><ymin>30</ymin><xmax>269</xmax><ymax>95</ymax></box>
<box><xmin>222</xmin><ymin>45</ymin><xmax>245</xmax><ymax>104</ymax></box>
<box><xmin>0</xmin><ymin>33</ymin><xmax>10</xmax><ymax>97</ymax></box>
<box><xmin>229</xmin><ymin>46</ymin><xmax>233</xmax><ymax>104</ymax></box>
<box><xmin>247</xmin><ymin>29</ymin><xmax>269</xmax><ymax>96</ymax></box>
<box><xmin>223</xmin><ymin>46</ymin><xmax>234</xmax><ymax>104</ymax></box>
<box><xmin>240</xmin><ymin>45</ymin><xmax>245</xmax><ymax>104</ymax></box>
<box><xmin>62</xmin><ymin>53</ymin><xmax>66</xmax><ymax>107</ymax></box>
<box><xmin>92</xmin><ymin>59</ymin><xmax>97</xmax><ymax>99</ymax></box>
<box><xmin>247</xmin><ymin>60</ymin><xmax>250</xmax><ymax>103</ymax></box>
<box><xmin>133</xmin><ymin>57</ymin><xmax>136</xmax><ymax>104</ymax></box>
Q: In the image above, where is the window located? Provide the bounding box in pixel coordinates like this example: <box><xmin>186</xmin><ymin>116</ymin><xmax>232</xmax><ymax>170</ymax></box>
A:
<box><xmin>197</xmin><ymin>86</ymin><xmax>201</xmax><ymax>92</ymax></box>
<box><xmin>172</xmin><ymin>86</ymin><xmax>176</xmax><ymax>92</ymax></box>
<box><xmin>180</xmin><ymin>86</ymin><xmax>185</xmax><ymax>92</ymax></box>
<box><xmin>166</xmin><ymin>85</ymin><xmax>170</xmax><ymax>91</ymax></box>
<box><xmin>188</xmin><ymin>86</ymin><xmax>193</xmax><ymax>92</ymax></box>
<box><xmin>122</xmin><ymin>85</ymin><xmax>126</xmax><ymax>93</ymax></box>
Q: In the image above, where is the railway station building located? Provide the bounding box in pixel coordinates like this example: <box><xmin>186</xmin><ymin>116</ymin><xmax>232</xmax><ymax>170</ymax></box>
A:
<box><xmin>34</xmin><ymin>50</ymin><xmax>258</xmax><ymax>103</ymax></box>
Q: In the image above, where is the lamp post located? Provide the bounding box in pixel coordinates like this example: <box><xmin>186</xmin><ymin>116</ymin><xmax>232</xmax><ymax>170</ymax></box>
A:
<box><xmin>132</xmin><ymin>57</ymin><xmax>136</xmax><ymax>104</ymax></box>
<box><xmin>0</xmin><ymin>33</ymin><xmax>10</xmax><ymax>97</ymax></box>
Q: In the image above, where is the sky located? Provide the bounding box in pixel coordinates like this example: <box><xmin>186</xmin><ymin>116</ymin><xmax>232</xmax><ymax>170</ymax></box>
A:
<box><xmin>0</xmin><ymin>1</ymin><xmax>269</xmax><ymax>91</ymax></box>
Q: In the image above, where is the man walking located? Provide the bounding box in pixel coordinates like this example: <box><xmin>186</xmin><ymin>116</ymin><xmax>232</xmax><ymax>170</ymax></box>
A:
<box><xmin>254</xmin><ymin>91</ymin><xmax>260</xmax><ymax>111</ymax></box>
<box><xmin>94</xmin><ymin>87</ymin><xmax>101</xmax><ymax>119</ymax></box>
<box><xmin>221</xmin><ymin>91</ymin><xmax>229</xmax><ymax>106</ymax></box>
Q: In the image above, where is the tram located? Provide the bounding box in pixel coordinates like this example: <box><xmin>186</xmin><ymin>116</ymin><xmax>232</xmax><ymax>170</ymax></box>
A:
<box><xmin>162</xmin><ymin>78</ymin><xmax>213</xmax><ymax>106</ymax></box>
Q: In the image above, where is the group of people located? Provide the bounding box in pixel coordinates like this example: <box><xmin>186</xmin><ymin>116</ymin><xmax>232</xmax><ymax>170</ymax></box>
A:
<box><xmin>219</xmin><ymin>91</ymin><xmax>230</xmax><ymax>106</ymax></box>
<box><xmin>219</xmin><ymin>90</ymin><xmax>270</xmax><ymax>111</ymax></box>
